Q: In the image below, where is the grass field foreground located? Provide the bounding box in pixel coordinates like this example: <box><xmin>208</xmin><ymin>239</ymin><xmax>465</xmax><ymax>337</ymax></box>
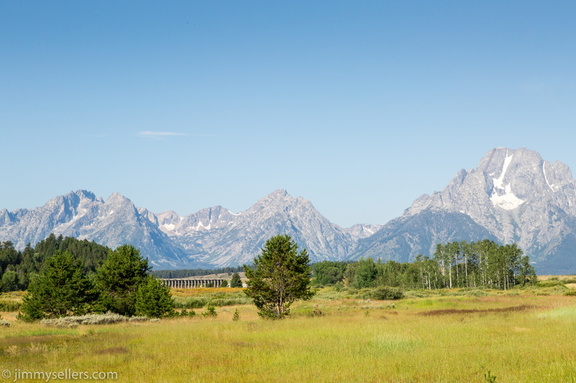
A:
<box><xmin>1</xmin><ymin>288</ymin><xmax>576</xmax><ymax>382</ymax></box>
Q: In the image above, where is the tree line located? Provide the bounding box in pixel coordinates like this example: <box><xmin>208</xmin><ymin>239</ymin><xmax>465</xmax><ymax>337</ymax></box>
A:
<box><xmin>312</xmin><ymin>240</ymin><xmax>536</xmax><ymax>290</ymax></box>
<box><xmin>0</xmin><ymin>234</ymin><xmax>110</xmax><ymax>292</ymax></box>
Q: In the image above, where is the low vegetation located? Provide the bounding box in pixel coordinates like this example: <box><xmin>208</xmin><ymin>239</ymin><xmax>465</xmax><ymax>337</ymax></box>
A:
<box><xmin>2</xmin><ymin>283</ymin><xmax>576</xmax><ymax>382</ymax></box>
<box><xmin>40</xmin><ymin>313</ymin><xmax>149</xmax><ymax>327</ymax></box>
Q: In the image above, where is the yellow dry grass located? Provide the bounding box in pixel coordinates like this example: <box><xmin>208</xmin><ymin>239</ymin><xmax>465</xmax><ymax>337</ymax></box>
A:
<box><xmin>2</xmin><ymin>291</ymin><xmax>576</xmax><ymax>382</ymax></box>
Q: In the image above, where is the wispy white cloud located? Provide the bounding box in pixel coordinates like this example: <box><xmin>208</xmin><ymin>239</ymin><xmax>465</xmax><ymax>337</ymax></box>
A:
<box><xmin>138</xmin><ymin>131</ymin><xmax>189</xmax><ymax>139</ymax></box>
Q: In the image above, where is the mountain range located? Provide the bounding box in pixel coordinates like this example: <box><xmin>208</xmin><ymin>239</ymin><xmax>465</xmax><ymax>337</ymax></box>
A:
<box><xmin>1</xmin><ymin>147</ymin><xmax>575</xmax><ymax>274</ymax></box>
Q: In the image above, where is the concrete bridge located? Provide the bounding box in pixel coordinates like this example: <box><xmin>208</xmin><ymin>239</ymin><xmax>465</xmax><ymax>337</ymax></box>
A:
<box><xmin>161</xmin><ymin>278</ymin><xmax>226</xmax><ymax>288</ymax></box>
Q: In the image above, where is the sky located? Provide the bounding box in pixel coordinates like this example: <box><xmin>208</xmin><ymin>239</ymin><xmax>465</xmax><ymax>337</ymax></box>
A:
<box><xmin>1</xmin><ymin>1</ymin><xmax>576</xmax><ymax>227</ymax></box>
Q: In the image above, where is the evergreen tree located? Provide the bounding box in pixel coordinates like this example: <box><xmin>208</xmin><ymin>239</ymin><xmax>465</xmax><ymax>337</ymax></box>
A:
<box><xmin>19</xmin><ymin>251</ymin><xmax>95</xmax><ymax>320</ymax></box>
<box><xmin>244</xmin><ymin>235</ymin><xmax>314</xmax><ymax>319</ymax></box>
<box><xmin>135</xmin><ymin>276</ymin><xmax>175</xmax><ymax>318</ymax></box>
<box><xmin>230</xmin><ymin>272</ymin><xmax>243</xmax><ymax>288</ymax></box>
<box><xmin>94</xmin><ymin>244</ymin><xmax>150</xmax><ymax>316</ymax></box>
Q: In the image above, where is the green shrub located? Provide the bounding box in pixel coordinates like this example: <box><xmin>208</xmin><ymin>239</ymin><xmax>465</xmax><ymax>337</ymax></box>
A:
<box><xmin>563</xmin><ymin>290</ymin><xmax>576</xmax><ymax>296</ymax></box>
<box><xmin>369</xmin><ymin>287</ymin><xmax>404</xmax><ymax>300</ymax></box>
<box><xmin>173</xmin><ymin>297</ymin><xmax>208</xmax><ymax>309</ymax></box>
<box><xmin>173</xmin><ymin>291</ymin><xmax>252</xmax><ymax>309</ymax></box>
<box><xmin>202</xmin><ymin>306</ymin><xmax>217</xmax><ymax>317</ymax></box>
<box><xmin>537</xmin><ymin>280</ymin><xmax>565</xmax><ymax>288</ymax></box>
<box><xmin>232</xmin><ymin>309</ymin><xmax>240</xmax><ymax>321</ymax></box>
<box><xmin>179</xmin><ymin>309</ymin><xmax>196</xmax><ymax>317</ymax></box>
<box><xmin>0</xmin><ymin>300</ymin><xmax>21</xmax><ymax>312</ymax></box>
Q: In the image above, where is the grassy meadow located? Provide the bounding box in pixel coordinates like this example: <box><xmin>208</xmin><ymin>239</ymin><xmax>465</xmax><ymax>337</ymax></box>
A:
<box><xmin>2</xmin><ymin>283</ymin><xmax>576</xmax><ymax>382</ymax></box>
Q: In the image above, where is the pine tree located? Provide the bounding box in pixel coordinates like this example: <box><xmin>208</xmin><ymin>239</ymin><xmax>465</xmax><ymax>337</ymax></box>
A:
<box><xmin>94</xmin><ymin>244</ymin><xmax>150</xmax><ymax>316</ymax></box>
<box><xmin>135</xmin><ymin>276</ymin><xmax>175</xmax><ymax>318</ymax></box>
<box><xmin>244</xmin><ymin>235</ymin><xmax>314</xmax><ymax>319</ymax></box>
<box><xmin>230</xmin><ymin>272</ymin><xmax>243</xmax><ymax>288</ymax></box>
<box><xmin>19</xmin><ymin>251</ymin><xmax>95</xmax><ymax>320</ymax></box>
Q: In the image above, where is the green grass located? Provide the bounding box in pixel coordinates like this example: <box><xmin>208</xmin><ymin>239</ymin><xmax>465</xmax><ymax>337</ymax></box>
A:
<box><xmin>2</xmin><ymin>290</ymin><xmax>576</xmax><ymax>382</ymax></box>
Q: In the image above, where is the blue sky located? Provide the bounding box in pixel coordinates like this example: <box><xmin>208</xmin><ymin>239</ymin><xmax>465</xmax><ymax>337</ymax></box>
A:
<box><xmin>1</xmin><ymin>1</ymin><xmax>575</xmax><ymax>227</ymax></box>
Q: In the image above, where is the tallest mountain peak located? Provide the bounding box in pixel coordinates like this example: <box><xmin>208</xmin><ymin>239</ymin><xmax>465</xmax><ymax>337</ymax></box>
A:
<box><xmin>270</xmin><ymin>189</ymin><xmax>289</xmax><ymax>197</ymax></box>
<box><xmin>257</xmin><ymin>189</ymin><xmax>293</xmax><ymax>204</ymax></box>
<box><xmin>371</xmin><ymin>147</ymin><xmax>576</xmax><ymax>274</ymax></box>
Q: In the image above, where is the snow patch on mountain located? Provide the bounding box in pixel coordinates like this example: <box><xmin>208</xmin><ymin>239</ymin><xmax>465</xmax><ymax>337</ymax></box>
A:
<box><xmin>490</xmin><ymin>152</ymin><xmax>525</xmax><ymax>210</ymax></box>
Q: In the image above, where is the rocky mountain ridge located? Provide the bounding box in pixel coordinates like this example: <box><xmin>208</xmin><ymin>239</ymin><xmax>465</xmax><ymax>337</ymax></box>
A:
<box><xmin>2</xmin><ymin>147</ymin><xmax>576</xmax><ymax>273</ymax></box>
<box><xmin>0</xmin><ymin>189</ymin><xmax>380</xmax><ymax>268</ymax></box>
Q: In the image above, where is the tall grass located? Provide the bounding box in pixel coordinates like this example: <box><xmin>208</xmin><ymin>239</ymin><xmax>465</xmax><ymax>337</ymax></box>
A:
<box><xmin>2</xmin><ymin>291</ymin><xmax>576</xmax><ymax>382</ymax></box>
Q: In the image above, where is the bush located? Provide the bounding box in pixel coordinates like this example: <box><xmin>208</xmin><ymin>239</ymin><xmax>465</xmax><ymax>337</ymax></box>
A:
<box><xmin>202</xmin><ymin>306</ymin><xmax>217</xmax><ymax>317</ymax></box>
<box><xmin>179</xmin><ymin>309</ymin><xmax>196</xmax><ymax>317</ymax></box>
<box><xmin>368</xmin><ymin>287</ymin><xmax>404</xmax><ymax>300</ymax></box>
<box><xmin>563</xmin><ymin>290</ymin><xmax>576</xmax><ymax>296</ymax></box>
<box><xmin>40</xmin><ymin>312</ymin><xmax>148</xmax><ymax>327</ymax></box>
<box><xmin>537</xmin><ymin>280</ymin><xmax>565</xmax><ymax>288</ymax></box>
<box><xmin>333</xmin><ymin>281</ymin><xmax>344</xmax><ymax>292</ymax></box>
<box><xmin>174</xmin><ymin>297</ymin><xmax>208</xmax><ymax>309</ymax></box>
<box><xmin>0</xmin><ymin>300</ymin><xmax>21</xmax><ymax>312</ymax></box>
<box><xmin>173</xmin><ymin>292</ymin><xmax>252</xmax><ymax>309</ymax></box>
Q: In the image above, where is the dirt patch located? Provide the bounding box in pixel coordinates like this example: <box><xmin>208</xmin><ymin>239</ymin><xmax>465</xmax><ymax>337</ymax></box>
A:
<box><xmin>0</xmin><ymin>334</ymin><xmax>77</xmax><ymax>348</ymax></box>
<box><xmin>419</xmin><ymin>305</ymin><xmax>536</xmax><ymax>316</ymax></box>
<box><xmin>94</xmin><ymin>346</ymin><xmax>129</xmax><ymax>355</ymax></box>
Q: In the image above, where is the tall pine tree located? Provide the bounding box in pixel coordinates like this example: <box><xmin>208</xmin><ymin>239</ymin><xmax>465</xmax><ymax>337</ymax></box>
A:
<box><xmin>20</xmin><ymin>251</ymin><xmax>95</xmax><ymax>320</ymax></box>
<box><xmin>94</xmin><ymin>245</ymin><xmax>150</xmax><ymax>316</ymax></box>
<box><xmin>244</xmin><ymin>235</ymin><xmax>314</xmax><ymax>319</ymax></box>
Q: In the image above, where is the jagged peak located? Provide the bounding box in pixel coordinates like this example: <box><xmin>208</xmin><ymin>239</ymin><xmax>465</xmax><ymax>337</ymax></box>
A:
<box><xmin>479</xmin><ymin>147</ymin><xmax>543</xmax><ymax>172</ymax></box>
<box><xmin>268</xmin><ymin>189</ymin><xmax>290</xmax><ymax>198</ymax></box>
<box><xmin>43</xmin><ymin>189</ymin><xmax>97</xmax><ymax>208</ymax></box>
<box><xmin>104</xmin><ymin>193</ymin><xmax>137</xmax><ymax>213</ymax></box>
<box><xmin>253</xmin><ymin>189</ymin><xmax>294</xmax><ymax>205</ymax></box>
<box><xmin>72</xmin><ymin>189</ymin><xmax>97</xmax><ymax>200</ymax></box>
<box><xmin>106</xmin><ymin>192</ymin><xmax>132</xmax><ymax>203</ymax></box>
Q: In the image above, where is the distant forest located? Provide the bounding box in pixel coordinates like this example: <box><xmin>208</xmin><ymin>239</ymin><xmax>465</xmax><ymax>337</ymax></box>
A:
<box><xmin>1</xmin><ymin>234</ymin><xmax>536</xmax><ymax>292</ymax></box>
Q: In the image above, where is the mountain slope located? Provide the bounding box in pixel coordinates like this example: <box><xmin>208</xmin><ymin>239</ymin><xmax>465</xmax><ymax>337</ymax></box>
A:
<box><xmin>357</xmin><ymin>147</ymin><xmax>576</xmax><ymax>273</ymax></box>
<box><xmin>158</xmin><ymin>189</ymin><xmax>378</xmax><ymax>267</ymax></box>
